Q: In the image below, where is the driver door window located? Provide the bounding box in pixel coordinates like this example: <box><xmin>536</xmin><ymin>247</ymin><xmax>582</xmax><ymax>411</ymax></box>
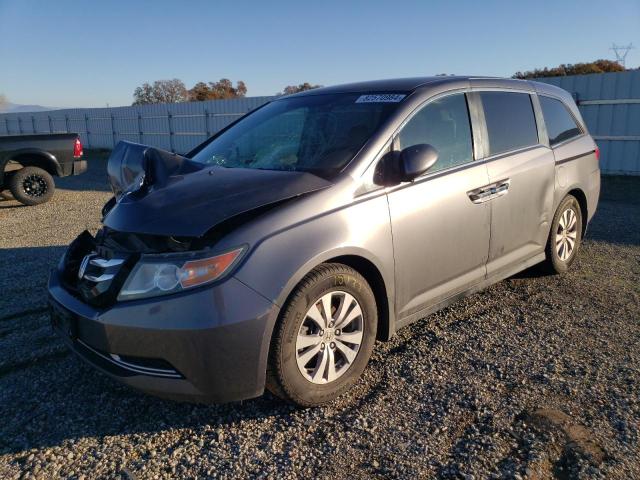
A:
<box><xmin>396</xmin><ymin>93</ymin><xmax>474</xmax><ymax>173</ymax></box>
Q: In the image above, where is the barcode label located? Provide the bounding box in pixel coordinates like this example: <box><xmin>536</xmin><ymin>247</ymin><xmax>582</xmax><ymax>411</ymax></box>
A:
<box><xmin>356</xmin><ymin>94</ymin><xmax>406</xmax><ymax>103</ymax></box>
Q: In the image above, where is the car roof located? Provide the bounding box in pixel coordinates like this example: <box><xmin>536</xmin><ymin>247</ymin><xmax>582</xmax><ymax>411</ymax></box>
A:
<box><xmin>279</xmin><ymin>76</ymin><xmax>578</xmax><ymax>116</ymax></box>
<box><xmin>284</xmin><ymin>76</ymin><xmax>536</xmax><ymax>97</ymax></box>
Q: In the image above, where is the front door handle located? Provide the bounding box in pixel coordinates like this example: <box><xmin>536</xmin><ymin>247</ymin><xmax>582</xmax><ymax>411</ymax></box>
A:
<box><xmin>467</xmin><ymin>179</ymin><xmax>510</xmax><ymax>204</ymax></box>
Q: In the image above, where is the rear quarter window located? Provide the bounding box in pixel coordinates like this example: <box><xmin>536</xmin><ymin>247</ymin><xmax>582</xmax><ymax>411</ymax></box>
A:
<box><xmin>480</xmin><ymin>91</ymin><xmax>539</xmax><ymax>156</ymax></box>
<box><xmin>539</xmin><ymin>96</ymin><xmax>582</xmax><ymax>146</ymax></box>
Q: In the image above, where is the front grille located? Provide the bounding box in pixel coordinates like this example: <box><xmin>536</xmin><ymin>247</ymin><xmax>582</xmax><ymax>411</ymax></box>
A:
<box><xmin>75</xmin><ymin>251</ymin><xmax>135</xmax><ymax>307</ymax></box>
<box><xmin>60</xmin><ymin>230</ymin><xmax>137</xmax><ymax>307</ymax></box>
<box><xmin>81</xmin><ymin>255</ymin><xmax>125</xmax><ymax>282</ymax></box>
<box><xmin>76</xmin><ymin>252</ymin><xmax>127</xmax><ymax>304</ymax></box>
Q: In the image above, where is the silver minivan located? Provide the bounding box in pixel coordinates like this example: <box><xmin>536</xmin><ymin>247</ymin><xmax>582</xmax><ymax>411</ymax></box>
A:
<box><xmin>49</xmin><ymin>76</ymin><xmax>600</xmax><ymax>406</ymax></box>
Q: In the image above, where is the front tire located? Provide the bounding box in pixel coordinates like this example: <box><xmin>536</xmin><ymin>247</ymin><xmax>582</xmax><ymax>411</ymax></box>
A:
<box><xmin>543</xmin><ymin>195</ymin><xmax>583</xmax><ymax>274</ymax></box>
<box><xmin>9</xmin><ymin>166</ymin><xmax>55</xmax><ymax>206</ymax></box>
<box><xmin>267</xmin><ymin>263</ymin><xmax>377</xmax><ymax>407</ymax></box>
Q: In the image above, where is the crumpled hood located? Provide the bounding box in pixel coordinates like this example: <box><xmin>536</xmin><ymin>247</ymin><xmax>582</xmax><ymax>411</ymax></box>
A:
<box><xmin>102</xmin><ymin>141</ymin><xmax>332</xmax><ymax>237</ymax></box>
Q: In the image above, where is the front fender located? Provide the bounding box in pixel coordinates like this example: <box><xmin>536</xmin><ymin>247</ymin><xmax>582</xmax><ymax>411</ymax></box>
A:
<box><xmin>274</xmin><ymin>245</ymin><xmax>392</xmax><ymax>309</ymax></box>
<box><xmin>232</xmin><ymin>194</ymin><xmax>395</xmax><ymax>349</ymax></box>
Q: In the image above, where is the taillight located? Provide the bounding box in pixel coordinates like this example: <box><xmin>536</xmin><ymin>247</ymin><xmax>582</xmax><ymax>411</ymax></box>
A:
<box><xmin>594</xmin><ymin>145</ymin><xmax>600</xmax><ymax>161</ymax></box>
<box><xmin>73</xmin><ymin>138</ymin><xmax>83</xmax><ymax>158</ymax></box>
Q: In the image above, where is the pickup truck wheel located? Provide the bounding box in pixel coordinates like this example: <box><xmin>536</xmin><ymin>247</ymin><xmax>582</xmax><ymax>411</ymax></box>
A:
<box><xmin>9</xmin><ymin>166</ymin><xmax>55</xmax><ymax>206</ymax></box>
<box><xmin>543</xmin><ymin>195</ymin><xmax>583</xmax><ymax>274</ymax></box>
<box><xmin>267</xmin><ymin>263</ymin><xmax>377</xmax><ymax>407</ymax></box>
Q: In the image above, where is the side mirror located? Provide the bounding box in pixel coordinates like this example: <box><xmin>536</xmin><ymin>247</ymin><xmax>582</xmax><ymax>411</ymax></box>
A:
<box><xmin>373</xmin><ymin>144</ymin><xmax>439</xmax><ymax>186</ymax></box>
<box><xmin>399</xmin><ymin>144</ymin><xmax>438</xmax><ymax>181</ymax></box>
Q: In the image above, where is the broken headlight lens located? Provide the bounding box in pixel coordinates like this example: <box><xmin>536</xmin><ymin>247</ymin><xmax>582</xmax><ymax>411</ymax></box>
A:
<box><xmin>117</xmin><ymin>247</ymin><xmax>245</xmax><ymax>301</ymax></box>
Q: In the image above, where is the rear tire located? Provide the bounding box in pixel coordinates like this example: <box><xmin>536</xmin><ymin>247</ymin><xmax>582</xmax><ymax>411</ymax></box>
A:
<box><xmin>543</xmin><ymin>195</ymin><xmax>583</xmax><ymax>274</ymax></box>
<box><xmin>267</xmin><ymin>263</ymin><xmax>377</xmax><ymax>407</ymax></box>
<box><xmin>9</xmin><ymin>166</ymin><xmax>55</xmax><ymax>206</ymax></box>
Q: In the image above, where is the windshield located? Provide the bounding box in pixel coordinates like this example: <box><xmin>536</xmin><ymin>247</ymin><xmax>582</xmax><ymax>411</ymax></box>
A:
<box><xmin>190</xmin><ymin>93</ymin><xmax>404</xmax><ymax>177</ymax></box>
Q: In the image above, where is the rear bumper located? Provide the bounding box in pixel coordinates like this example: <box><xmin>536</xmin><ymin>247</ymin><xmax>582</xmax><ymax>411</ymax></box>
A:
<box><xmin>48</xmin><ymin>268</ymin><xmax>279</xmax><ymax>403</ymax></box>
<box><xmin>72</xmin><ymin>159</ymin><xmax>87</xmax><ymax>176</ymax></box>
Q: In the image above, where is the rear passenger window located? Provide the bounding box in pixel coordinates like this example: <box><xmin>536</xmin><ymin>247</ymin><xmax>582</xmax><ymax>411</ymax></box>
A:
<box><xmin>480</xmin><ymin>92</ymin><xmax>538</xmax><ymax>156</ymax></box>
<box><xmin>539</xmin><ymin>96</ymin><xmax>582</xmax><ymax>146</ymax></box>
<box><xmin>397</xmin><ymin>93</ymin><xmax>473</xmax><ymax>173</ymax></box>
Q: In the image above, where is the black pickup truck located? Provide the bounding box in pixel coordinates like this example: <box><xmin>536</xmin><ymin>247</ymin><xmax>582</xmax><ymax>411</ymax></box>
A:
<box><xmin>0</xmin><ymin>133</ymin><xmax>86</xmax><ymax>205</ymax></box>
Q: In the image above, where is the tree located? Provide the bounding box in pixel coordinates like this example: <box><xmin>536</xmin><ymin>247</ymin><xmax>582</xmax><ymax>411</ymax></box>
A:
<box><xmin>281</xmin><ymin>82</ymin><xmax>322</xmax><ymax>95</ymax></box>
<box><xmin>0</xmin><ymin>94</ymin><xmax>7</xmax><ymax>110</ymax></box>
<box><xmin>513</xmin><ymin>60</ymin><xmax>625</xmax><ymax>79</ymax></box>
<box><xmin>132</xmin><ymin>83</ymin><xmax>155</xmax><ymax>105</ymax></box>
<box><xmin>187</xmin><ymin>79</ymin><xmax>248</xmax><ymax>101</ymax></box>
<box><xmin>188</xmin><ymin>82</ymin><xmax>212</xmax><ymax>102</ymax></box>
<box><xmin>132</xmin><ymin>79</ymin><xmax>188</xmax><ymax>105</ymax></box>
<box><xmin>209</xmin><ymin>78</ymin><xmax>247</xmax><ymax>99</ymax></box>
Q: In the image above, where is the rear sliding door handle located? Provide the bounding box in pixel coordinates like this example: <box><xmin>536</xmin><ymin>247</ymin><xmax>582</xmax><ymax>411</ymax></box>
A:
<box><xmin>467</xmin><ymin>179</ymin><xmax>510</xmax><ymax>203</ymax></box>
<box><xmin>493</xmin><ymin>179</ymin><xmax>510</xmax><ymax>196</ymax></box>
<box><xmin>467</xmin><ymin>188</ymin><xmax>493</xmax><ymax>203</ymax></box>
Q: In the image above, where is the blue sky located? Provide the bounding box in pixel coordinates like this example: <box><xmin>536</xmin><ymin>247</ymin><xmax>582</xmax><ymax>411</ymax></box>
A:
<box><xmin>1</xmin><ymin>0</ymin><xmax>638</xmax><ymax>108</ymax></box>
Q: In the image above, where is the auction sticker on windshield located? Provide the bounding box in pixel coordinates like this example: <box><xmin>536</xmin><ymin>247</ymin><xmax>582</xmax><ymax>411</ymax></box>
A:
<box><xmin>356</xmin><ymin>94</ymin><xmax>406</xmax><ymax>103</ymax></box>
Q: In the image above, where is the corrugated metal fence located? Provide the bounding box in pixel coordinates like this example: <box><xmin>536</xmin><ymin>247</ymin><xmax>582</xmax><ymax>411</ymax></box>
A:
<box><xmin>0</xmin><ymin>96</ymin><xmax>274</xmax><ymax>154</ymax></box>
<box><xmin>537</xmin><ymin>70</ymin><xmax>640</xmax><ymax>175</ymax></box>
<box><xmin>0</xmin><ymin>70</ymin><xmax>638</xmax><ymax>174</ymax></box>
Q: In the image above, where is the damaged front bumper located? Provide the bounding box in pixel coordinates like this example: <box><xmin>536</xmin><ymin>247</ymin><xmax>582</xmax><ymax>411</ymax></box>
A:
<box><xmin>48</xmin><ymin>261</ymin><xmax>279</xmax><ymax>404</ymax></box>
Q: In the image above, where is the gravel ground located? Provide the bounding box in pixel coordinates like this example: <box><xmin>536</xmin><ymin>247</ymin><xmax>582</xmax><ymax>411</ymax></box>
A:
<box><xmin>0</xmin><ymin>154</ymin><xmax>638</xmax><ymax>479</ymax></box>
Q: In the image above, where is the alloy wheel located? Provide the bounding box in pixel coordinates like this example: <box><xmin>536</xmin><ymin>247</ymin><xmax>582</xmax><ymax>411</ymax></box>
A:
<box><xmin>295</xmin><ymin>291</ymin><xmax>364</xmax><ymax>384</ymax></box>
<box><xmin>555</xmin><ymin>207</ymin><xmax>578</xmax><ymax>261</ymax></box>
<box><xmin>22</xmin><ymin>174</ymin><xmax>48</xmax><ymax>198</ymax></box>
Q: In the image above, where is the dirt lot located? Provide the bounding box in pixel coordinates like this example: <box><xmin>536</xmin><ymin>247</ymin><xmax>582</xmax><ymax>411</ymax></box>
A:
<box><xmin>1</xmin><ymin>153</ymin><xmax>638</xmax><ymax>479</ymax></box>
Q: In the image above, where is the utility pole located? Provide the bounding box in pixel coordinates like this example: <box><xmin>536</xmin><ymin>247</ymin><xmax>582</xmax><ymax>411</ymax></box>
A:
<box><xmin>610</xmin><ymin>43</ymin><xmax>634</xmax><ymax>68</ymax></box>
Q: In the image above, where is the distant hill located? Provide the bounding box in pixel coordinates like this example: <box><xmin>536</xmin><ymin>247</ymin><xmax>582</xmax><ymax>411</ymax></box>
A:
<box><xmin>0</xmin><ymin>102</ymin><xmax>59</xmax><ymax>114</ymax></box>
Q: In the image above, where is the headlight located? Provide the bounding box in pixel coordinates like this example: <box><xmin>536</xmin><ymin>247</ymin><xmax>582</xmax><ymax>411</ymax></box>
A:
<box><xmin>117</xmin><ymin>247</ymin><xmax>245</xmax><ymax>301</ymax></box>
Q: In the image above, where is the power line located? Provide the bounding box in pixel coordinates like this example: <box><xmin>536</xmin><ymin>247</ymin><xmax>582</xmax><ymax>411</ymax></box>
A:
<box><xmin>610</xmin><ymin>43</ymin><xmax>634</xmax><ymax>68</ymax></box>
